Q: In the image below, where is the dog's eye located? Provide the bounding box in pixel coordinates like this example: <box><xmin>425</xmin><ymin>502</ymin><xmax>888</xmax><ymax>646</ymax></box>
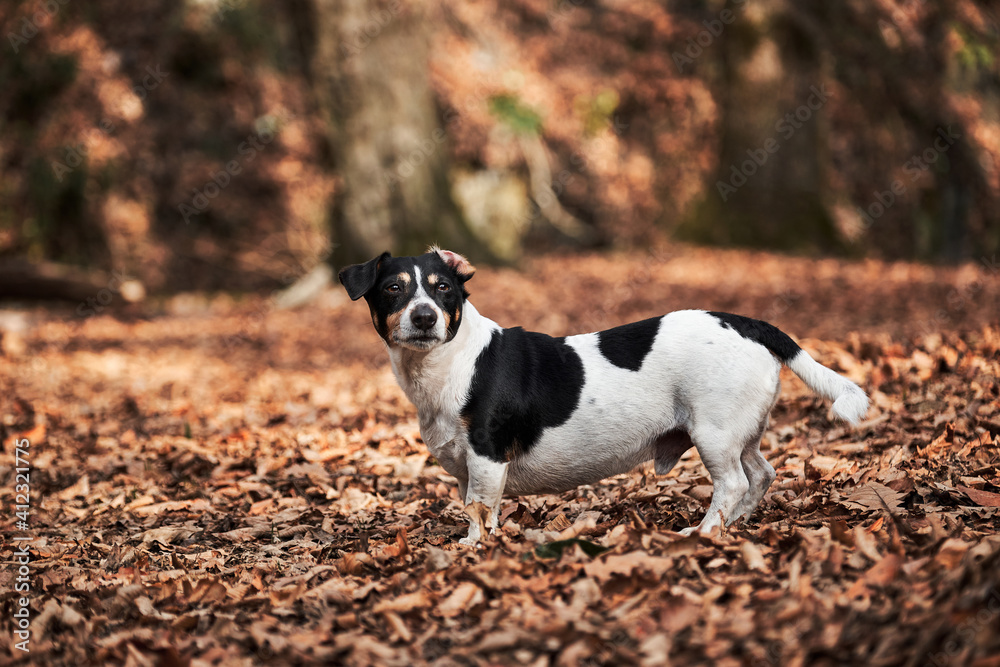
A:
<box><xmin>385</xmin><ymin>284</ymin><xmax>401</xmax><ymax>294</ymax></box>
<box><xmin>436</xmin><ymin>283</ymin><xmax>451</xmax><ymax>293</ymax></box>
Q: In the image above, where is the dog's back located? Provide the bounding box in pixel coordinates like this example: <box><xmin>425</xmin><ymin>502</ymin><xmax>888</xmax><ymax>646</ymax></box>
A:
<box><xmin>499</xmin><ymin>310</ymin><xmax>785</xmax><ymax>495</ymax></box>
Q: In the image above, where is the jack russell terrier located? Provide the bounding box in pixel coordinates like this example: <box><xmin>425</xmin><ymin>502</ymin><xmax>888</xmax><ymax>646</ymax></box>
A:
<box><xmin>339</xmin><ymin>247</ymin><xmax>869</xmax><ymax>544</ymax></box>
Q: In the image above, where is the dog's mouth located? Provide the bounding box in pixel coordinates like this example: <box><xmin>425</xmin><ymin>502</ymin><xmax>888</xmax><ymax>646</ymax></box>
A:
<box><xmin>392</xmin><ymin>332</ymin><xmax>444</xmax><ymax>351</ymax></box>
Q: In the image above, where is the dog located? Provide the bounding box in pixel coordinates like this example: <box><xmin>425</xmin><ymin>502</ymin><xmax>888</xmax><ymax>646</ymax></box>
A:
<box><xmin>339</xmin><ymin>247</ymin><xmax>869</xmax><ymax>544</ymax></box>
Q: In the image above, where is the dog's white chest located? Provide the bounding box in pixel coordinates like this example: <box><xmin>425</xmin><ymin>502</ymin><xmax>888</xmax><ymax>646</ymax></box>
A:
<box><xmin>418</xmin><ymin>410</ymin><xmax>468</xmax><ymax>479</ymax></box>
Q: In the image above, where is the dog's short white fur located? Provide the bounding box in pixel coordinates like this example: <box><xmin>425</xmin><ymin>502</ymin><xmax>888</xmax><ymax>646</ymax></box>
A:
<box><xmin>359</xmin><ymin>249</ymin><xmax>869</xmax><ymax>544</ymax></box>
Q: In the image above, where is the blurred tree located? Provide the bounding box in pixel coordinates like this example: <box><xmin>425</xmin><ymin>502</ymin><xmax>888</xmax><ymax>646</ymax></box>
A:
<box><xmin>677</xmin><ymin>0</ymin><xmax>996</xmax><ymax>261</ymax></box>
<box><xmin>679</xmin><ymin>0</ymin><xmax>843</xmax><ymax>252</ymax></box>
<box><xmin>1</xmin><ymin>0</ymin><xmax>995</xmax><ymax>296</ymax></box>
<box><xmin>307</xmin><ymin>0</ymin><xmax>489</xmax><ymax>266</ymax></box>
<box><xmin>795</xmin><ymin>1</ymin><xmax>991</xmax><ymax>263</ymax></box>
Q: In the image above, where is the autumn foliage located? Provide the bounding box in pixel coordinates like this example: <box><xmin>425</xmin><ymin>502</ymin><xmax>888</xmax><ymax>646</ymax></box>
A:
<box><xmin>1</xmin><ymin>246</ymin><xmax>999</xmax><ymax>665</ymax></box>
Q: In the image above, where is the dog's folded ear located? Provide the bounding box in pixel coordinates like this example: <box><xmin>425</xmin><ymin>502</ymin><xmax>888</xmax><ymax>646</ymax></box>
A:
<box><xmin>431</xmin><ymin>246</ymin><xmax>476</xmax><ymax>282</ymax></box>
<box><xmin>339</xmin><ymin>251</ymin><xmax>391</xmax><ymax>301</ymax></box>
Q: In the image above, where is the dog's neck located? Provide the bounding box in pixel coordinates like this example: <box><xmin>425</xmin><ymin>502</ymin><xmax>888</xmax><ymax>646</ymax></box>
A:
<box><xmin>387</xmin><ymin>300</ymin><xmax>497</xmax><ymax>414</ymax></box>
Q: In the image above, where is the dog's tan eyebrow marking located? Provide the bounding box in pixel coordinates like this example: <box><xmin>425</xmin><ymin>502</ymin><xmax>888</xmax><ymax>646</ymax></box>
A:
<box><xmin>426</xmin><ymin>273</ymin><xmax>440</xmax><ymax>284</ymax></box>
<box><xmin>395</xmin><ymin>272</ymin><xmax>411</xmax><ymax>285</ymax></box>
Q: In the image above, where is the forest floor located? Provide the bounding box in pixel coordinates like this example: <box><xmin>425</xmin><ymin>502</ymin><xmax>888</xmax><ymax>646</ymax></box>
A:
<box><xmin>2</xmin><ymin>244</ymin><xmax>1000</xmax><ymax>666</ymax></box>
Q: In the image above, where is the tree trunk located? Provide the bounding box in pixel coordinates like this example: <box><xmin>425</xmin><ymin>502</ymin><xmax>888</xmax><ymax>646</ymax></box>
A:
<box><xmin>310</xmin><ymin>0</ymin><xmax>487</xmax><ymax>266</ymax></box>
<box><xmin>680</xmin><ymin>0</ymin><xmax>843</xmax><ymax>252</ymax></box>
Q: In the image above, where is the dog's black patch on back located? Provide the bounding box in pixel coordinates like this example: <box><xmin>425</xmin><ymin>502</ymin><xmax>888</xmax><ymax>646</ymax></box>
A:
<box><xmin>709</xmin><ymin>312</ymin><xmax>801</xmax><ymax>362</ymax></box>
<box><xmin>597</xmin><ymin>316</ymin><xmax>662</xmax><ymax>371</ymax></box>
<box><xmin>462</xmin><ymin>328</ymin><xmax>585</xmax><ymax>463</ymax></box>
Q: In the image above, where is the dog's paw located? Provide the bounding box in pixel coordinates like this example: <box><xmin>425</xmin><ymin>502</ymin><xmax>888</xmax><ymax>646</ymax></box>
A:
<box><xmin>458</xmin><ymin>536</ymin><xmax>479</xmax><ymax>547</ymax></box>
<box><xmin>677</xmin><ymin>526</ymin><xmax>698</xmax><ymax>537</ymax></box>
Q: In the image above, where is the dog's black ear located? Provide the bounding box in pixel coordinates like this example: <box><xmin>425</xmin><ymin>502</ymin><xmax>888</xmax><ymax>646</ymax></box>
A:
<box><xmin>339</xmin><ymin>252</ymin><xmax>391</xmax><ymax>301</ymax></box>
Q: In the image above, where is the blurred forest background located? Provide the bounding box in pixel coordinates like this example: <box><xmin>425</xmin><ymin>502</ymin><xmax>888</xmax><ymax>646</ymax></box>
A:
<box><xmin>0</xmin><ymin>0</ymin><xmax>998</xmax><ymax>294</ymax></box>
<box><xmin>4</xmin><ymin>4</ymin><xmax>1000</xmax><ymax>664</ymax></box>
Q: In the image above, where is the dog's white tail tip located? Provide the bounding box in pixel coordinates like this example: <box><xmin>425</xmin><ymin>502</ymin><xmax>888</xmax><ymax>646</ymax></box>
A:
<box><xmin>832</xmin><ymin>389</ymin><xmax>870</xmax><ymax>425</ymax></box>
<box><xmin>787</xmin><ymin>349</ymin><xmax>869</xmax><ymax>425</ymax></box>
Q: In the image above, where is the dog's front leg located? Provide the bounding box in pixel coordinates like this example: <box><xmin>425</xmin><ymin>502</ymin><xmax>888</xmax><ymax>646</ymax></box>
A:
<box><xmin>458</xmin><ymin>450</ymin><xmax>509</xmax><ymax>546</ymax></box>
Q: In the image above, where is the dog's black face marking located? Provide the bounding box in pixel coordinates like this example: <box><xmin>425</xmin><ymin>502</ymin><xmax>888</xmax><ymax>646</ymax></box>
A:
<box><xmin>708</xmin><ymin>312</ymin><xmax>801</xmax><ymax>362</ymax></box>
<box><xmin>338</xmin><ymin>250</ymin><xmax>471</xmax><ymax>349</ymax></box>
<box><xmin>371</xmin><ymin>258</ymin><xmax>418</xmax><ymax>341</ymax></box>
<box><xmin>419</xmin><ymin>266</ymin><xmax>467</xmax><ymax>342</ymax></box>
<box><xmin>462</xmin><ymin>328</ymin><xmax>585</xmax><ymax>463</ymax></box>
<box><xmin>597</xmin><ymin>316</ymin><xmax>662</xmax><ymax>372</ymax></box>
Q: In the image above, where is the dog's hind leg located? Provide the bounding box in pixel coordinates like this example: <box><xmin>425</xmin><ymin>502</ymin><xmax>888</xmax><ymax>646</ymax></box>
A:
<box><xmin>459</xmin><ymin>450</ymin><xmax>509</xmax><ymax>546</ymax></box>
<box><xmin>732</xmin><ymin>420</ymin><xmax>776</xmax><ymax>522</ymax></box>
<box><xmin>680</xmin><ymin>424</ymin><xmax>750</xmax><ymax>536</ymax></box>
<box><xmin>732</xmin><ymin>384</ymin><xmax>780</xmax><ymax>523</ymax></box>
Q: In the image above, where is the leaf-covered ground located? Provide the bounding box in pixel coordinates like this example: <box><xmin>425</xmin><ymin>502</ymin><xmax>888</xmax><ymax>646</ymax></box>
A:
<box><xmin>2</xmin><ymin>246</ymin><xmax>1000</xmax><ymax>666</ymax></box>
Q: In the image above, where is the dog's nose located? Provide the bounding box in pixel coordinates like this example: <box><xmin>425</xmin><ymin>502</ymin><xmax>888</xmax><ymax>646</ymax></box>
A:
<box><xmin>411</xmin><ymin>305</ymin><xmax>438</xmax><ymax>331</ymax></box>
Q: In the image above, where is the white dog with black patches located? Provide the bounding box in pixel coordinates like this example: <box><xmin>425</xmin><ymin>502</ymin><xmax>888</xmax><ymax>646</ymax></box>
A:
<box><xmin>340</xmin><ymin>247</ymin><xmax>869</xmax><ymax>544</ymax></box>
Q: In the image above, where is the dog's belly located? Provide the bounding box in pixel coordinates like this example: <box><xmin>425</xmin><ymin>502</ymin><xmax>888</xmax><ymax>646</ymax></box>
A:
<box><xmin>505</xmin><ymin>431</ymin><xmax>657</xmax><ymax>495</ymax></box>
<box><xmin>503</xmin><ymin>387</ymin><xmax>684</xmax><ymax>495</ymax></box>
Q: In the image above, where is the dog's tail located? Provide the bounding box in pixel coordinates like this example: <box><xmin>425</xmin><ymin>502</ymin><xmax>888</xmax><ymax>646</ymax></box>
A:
<box><xmin>786</xmin><ymin>349</ymin><xmax>869</xmax><ymax>424</ymax></box>
<box><xmin>709</xmin><ymin>312</ymin><xmax>869</xmax><ymax>424</ymax></box>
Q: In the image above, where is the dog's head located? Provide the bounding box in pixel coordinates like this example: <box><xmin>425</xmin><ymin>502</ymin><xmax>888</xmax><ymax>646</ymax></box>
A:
<box><xmin>338</xmin><ymin>247</ymin><xmax>476</xmax><ymax>351</ymax></box>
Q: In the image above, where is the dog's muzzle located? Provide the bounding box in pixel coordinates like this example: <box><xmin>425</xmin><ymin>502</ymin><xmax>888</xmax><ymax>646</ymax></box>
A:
<box><xmin>410</xmin><ymin>305</ymin><xmax>438</xmax><ymax>332</ymax></box>
<box><xmin>393</xmin><ymin>302</ymin><xmax>446</xmax><ymax>349</ymax></box>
